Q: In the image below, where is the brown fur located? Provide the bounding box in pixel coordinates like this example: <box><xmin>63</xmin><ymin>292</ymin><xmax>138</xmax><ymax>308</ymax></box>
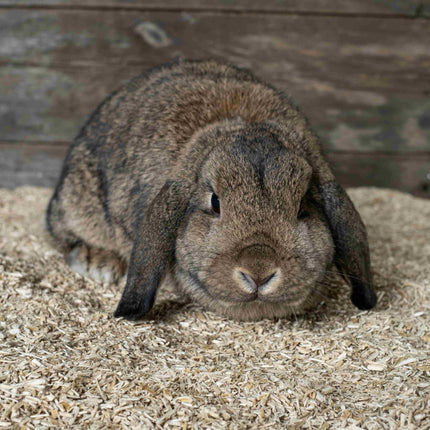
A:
<box><xmin>46</xmin><ymin>59</ymin><xmax>376</xmax><ymax>320</ymax></box>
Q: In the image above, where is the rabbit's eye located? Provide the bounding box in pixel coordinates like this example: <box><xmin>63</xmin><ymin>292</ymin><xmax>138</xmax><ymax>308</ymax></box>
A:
<box><xmin>211</xmin><ymin>193</ymin><xmax>220</xmax><ymax>216</ymax></box>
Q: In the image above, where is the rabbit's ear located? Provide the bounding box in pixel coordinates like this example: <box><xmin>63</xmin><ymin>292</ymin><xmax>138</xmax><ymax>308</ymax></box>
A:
<box><xmin>318</xmin><ymin>181</ymin><xmax>377</xmax><ymax>310</ymax></box>
<box><xmin>114</xmin><ymin>181</ymin><xmax>191</xmax><ymax>320</ymax></box>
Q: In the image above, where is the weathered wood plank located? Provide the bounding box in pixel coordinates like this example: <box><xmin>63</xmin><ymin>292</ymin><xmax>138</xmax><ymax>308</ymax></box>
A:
<box><xmin>0</xmin><ymin>143</ymin><xmax>66</xmax><ymax>188</ymax></box>
<box><xmin>328</xmin><ymin>152</ymin><xmax>430</xmax><ymax>198</ymax></box>
<box><xmin>2</xmin><ymin>10</ymin><xmax>430</xmax><ymax>83</ymax></box>
<box><xmin>1</xmin><ymin>64</ymin><xmax>429</xmax><ymax>153</ymax></box>
<box><xmin>0</xmin><ymin>0</ymin><xmax>428</xmax><ymax>16</ymax></box>
<box><xmin>1</xmin><ymin>143</ymin><xmax>429</xmax><ymax>198</ymax></box>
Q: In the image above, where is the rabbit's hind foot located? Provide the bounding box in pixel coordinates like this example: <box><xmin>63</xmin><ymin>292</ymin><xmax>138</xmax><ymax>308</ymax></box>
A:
<box><xmin>67</xmin><ymin>243</ymin><xmax>127</xmax><ymax>285</ymax></box>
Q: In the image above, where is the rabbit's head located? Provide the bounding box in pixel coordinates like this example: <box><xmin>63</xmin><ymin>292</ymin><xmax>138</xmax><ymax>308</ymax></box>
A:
<box><xmin>115</xmin><ymin>121</ymin><xmax>376</xmax><ymax>320</ymax></box>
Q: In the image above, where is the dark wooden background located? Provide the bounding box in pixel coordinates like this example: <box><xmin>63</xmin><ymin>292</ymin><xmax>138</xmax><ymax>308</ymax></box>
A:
<box><xmin>1</xmin><ymin>0</ymin><xmax>430</xmax><ymax>197</ymax></box>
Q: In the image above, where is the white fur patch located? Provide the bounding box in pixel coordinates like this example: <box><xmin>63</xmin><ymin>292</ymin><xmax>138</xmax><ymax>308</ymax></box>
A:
<box><xmin>68</xmin><ymin>258</ymin><xmax>89</xmax><ymax>278</ymax></box>
<box><xmin>89</xmin><ymin>266</ymin><xmax>114</xmax><ymax>284</ymax></box>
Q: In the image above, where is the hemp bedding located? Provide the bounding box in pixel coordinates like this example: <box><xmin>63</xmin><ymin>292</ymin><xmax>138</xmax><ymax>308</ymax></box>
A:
<box><xmin>0</xmin><ymin>186</ymin><xmax>429</xmax><ymax>429</ymax></box>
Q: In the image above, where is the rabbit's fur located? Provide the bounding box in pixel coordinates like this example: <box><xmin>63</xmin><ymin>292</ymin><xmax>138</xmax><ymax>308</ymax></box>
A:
<box><xmin>46</xmin><ymin>59</ymin><xmax>376</xmax><ymax>320</ymax></box>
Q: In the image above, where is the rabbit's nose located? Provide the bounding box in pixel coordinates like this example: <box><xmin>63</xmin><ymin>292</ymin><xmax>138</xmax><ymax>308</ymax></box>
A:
<box><xmin>234</xmin><ymin>268</ymin><xmax>280</xmax><ymax>294</ymax></box>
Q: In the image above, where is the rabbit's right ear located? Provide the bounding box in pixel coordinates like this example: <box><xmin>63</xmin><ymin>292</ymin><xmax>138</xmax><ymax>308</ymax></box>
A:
<box><xmin>114</xmin><ymin>181</ymin><xmax>191</xmax><ymax>320</ymax></box>
<box><xmin>317</xmin><ymin>181</ymin><xmax>377</xmax><ymax>310</ymax></box>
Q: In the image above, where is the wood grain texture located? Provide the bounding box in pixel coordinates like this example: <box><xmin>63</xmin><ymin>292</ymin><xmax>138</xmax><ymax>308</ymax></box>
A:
<box><xmin>1</xmin><ymin>7</ymin><xmax>429</xmax><ymax>196</ymax></box>
<box><xmin>0</xmin><ymin>143</ymin><xmax>66</xmax><ymax>188</ymax></box>
<box><xmin>2</xmin><ymin>143</ymin><xmax>429</xmax><ymax>198</ymax></box>
<box><xmin>2</xmin><ymin>9</ymin><xmax>430</xmax><ymax>76</ymax></box>
<box><xmin>328</xmin><ymin>152</ymin><xmax>430</xmax><ymax>198</ymax></box>
<box><xmin>0</xmin><ymin>0</ymin><xmax>428</xmax><ymax>16</ymax></box>
<box><xmin>1</xmin><ymin>10</ymin><xmax>430</xmax><ymax>152</ymax></box>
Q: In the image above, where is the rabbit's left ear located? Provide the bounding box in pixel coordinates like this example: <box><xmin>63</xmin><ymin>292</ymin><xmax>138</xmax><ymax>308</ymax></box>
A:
<box><xmin>318</xmin><ymin>181</ymin><xmax>377</xmax><ymax>310</ymax></box>
<box><xmin>114</xmin><ymin>180</ymin><xmax>191</xmax><ymax>320</ymax></box>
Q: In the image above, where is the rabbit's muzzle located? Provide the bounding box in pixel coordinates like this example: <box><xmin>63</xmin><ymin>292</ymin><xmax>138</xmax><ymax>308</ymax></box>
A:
<box><xmin>232</xmin><ymin>244</ymin><xmax>283</xmax><ymax>301</ymax></box>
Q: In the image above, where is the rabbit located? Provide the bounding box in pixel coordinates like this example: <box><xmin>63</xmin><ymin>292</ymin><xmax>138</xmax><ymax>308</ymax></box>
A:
<box><xmin>46</xmin><ymin>58</ymin><xmax>377</xmax><ymax>320</ymax></box>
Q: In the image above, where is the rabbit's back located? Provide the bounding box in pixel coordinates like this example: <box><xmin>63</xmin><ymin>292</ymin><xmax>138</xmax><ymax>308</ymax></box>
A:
<box><xmin>75</xmin><ymin>59</ymin><xmax>293</xmax><ymax>167</ymax></box>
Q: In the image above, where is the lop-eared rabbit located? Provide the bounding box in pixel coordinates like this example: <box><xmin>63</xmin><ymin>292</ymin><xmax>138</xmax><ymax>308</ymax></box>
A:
<box><xmin>46</xmin><ymin>59</ymin><xmax>377</xmax><ymax>320</ymax></box>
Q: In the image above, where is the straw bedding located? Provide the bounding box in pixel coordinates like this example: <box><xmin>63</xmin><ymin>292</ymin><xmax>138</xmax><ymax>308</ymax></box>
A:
<box><xmin>0</xmin><ymin>186</ymin><xmax>429</xmax><ymax>429</ymax></box>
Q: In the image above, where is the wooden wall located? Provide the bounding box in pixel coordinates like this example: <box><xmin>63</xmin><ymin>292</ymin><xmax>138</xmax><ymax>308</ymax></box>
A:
<box><xmin>1</xmin><ymin>0</ymin><xmax>430</xmax><ymax>197</ymax></box>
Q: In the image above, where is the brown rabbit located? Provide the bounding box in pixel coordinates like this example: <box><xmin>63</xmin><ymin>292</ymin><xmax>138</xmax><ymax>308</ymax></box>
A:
<box><xmin>46</xmin><ymin>59</ymin><xmax>377</xmax><ymax>320</ymax></box>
